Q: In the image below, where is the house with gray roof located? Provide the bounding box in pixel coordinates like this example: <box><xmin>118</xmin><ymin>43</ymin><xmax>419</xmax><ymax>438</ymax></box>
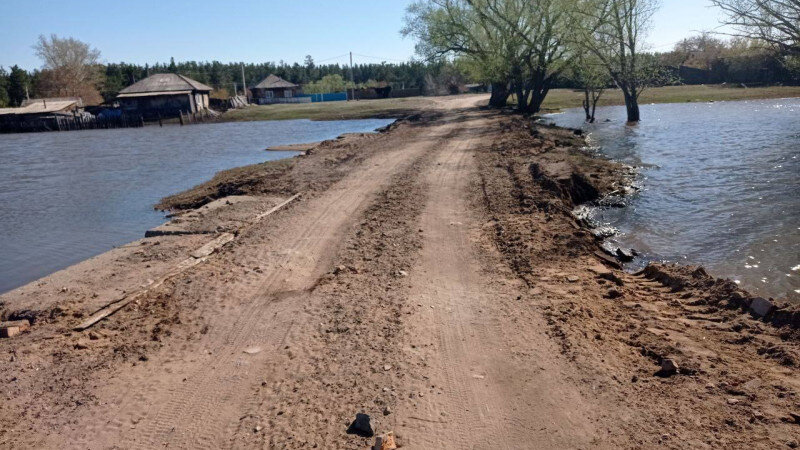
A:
<box><xmin>116</xmin><ymin>73</ymin><xmax>212</xmax><ymax>118</ymax></box>
<box><xmin>251</xmin><ymin>75</ymin><xmax>303</xmax><ymax>104</ymax></box>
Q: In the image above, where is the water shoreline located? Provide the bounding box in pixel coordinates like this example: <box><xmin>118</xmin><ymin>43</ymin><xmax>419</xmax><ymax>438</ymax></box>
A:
<box><xmin>546</xmin><ymin>97</ymin><xmax>800</xmax><ymax>303</ymax></box>
<box><xmin>2</xmin><ymin>106</ymin><xmax>796</xmax><ymax>319</ymax></box>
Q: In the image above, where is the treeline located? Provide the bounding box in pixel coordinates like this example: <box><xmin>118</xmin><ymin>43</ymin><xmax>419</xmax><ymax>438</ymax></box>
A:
<box><xmin>2</xmin><ymin>16</ymin><xmax>797</xmax><ymax>112</ymax></box>
<box><xmin>0</xmin><ymin>57</ymin><xmax>462</xmax><ymax>107</ymax></box>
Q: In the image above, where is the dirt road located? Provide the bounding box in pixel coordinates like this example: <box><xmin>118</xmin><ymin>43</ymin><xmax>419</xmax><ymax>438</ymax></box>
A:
<box><xmin>1</xmin><ymin>95</ymin><xmax>797</xmax><ymax>449</ymax></box>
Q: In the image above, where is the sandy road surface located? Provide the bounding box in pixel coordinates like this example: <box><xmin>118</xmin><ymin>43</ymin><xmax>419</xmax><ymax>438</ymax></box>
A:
<box><xmin>393</xmin><ymin>110</ymin><xmax>602</xmax><ymax>449</ymax></box>
<box><xmin>2</xmin><ymin>94</ymin><xmax>798</xmax><ymax>449</ymax></box>
<box><xmin>33</xmin><ymin>95</ymin><xmax>489</xmax><ymax>448</ymax></box>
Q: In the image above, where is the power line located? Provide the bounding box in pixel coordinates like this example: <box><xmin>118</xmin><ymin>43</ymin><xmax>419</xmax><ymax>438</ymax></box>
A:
<box><xmin>315</xmin><ymin>53</ymin><xmax>350</xmax><ymax>63</ymax></box>
<box><xmin>352</xmin><ymin>53</ymin><xmax>409</xmax><ymax>63</ymax></box>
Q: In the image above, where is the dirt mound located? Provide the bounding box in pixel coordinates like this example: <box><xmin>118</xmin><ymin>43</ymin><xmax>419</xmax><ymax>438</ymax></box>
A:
<box><xmin>642</xmin><ymin>264</ymin><xmax>800</xmax><ymax>332</ymax></box>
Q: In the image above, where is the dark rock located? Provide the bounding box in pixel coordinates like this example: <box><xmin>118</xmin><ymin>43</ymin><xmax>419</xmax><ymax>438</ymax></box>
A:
<box><xmin>7</xmin><ymin>309</ymin><xmax>40</xmax><ymax>325</ymax></box>
<box><xmin>749</xmin><ymin>297</ymin><xmax>774</xmax><ymax>318</ymax></box>
<box><xmin>347</xmin><ymin>413</ymin><xmax>374</xmax><ymax>437</ymax></box>
<box><xmin>615</xmin><ymin>247</ymin><xmax>635</xmax><ymax>262</ymax></box>
<box><xmin>598</xmin><ymin>272</ymin><xmax>624</xmax><ymax>286</ymax></box>
<box><xmin>605</xmin><ymin>288</ymin><xmax>623</xmax><ymax>299</ymax></box>
<box><xmin>656</xmin><ymin>358</ymin><xmax>679</xmax><ymax>377</ymax></box>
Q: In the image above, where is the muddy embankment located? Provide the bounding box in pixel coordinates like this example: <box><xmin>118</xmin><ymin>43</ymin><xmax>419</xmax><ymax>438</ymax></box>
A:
<box><xmin>475</xmin><ymin>116</ymin><xmax>800</xmax><ymax>448</ymax></box>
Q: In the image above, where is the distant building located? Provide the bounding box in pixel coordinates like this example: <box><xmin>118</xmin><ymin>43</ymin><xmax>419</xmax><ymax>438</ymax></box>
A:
<box><xmin>251</xmin><ymin>75</ymin><xmax>302</xmax><ymax>104</ymax></box>
<box><xmin>0</xmin><ymin>97</ymin><xmax>82</xmax><ymax>118</ymax></box>
<box><xmin>0</xmin><ymin>98</ymin><xmax>84</xmax><ymax>132</ymax></box>
<box><xmin>116</xmin><ymin>73</ymin><xmax>212</xmax><ymax>118</ymax></box>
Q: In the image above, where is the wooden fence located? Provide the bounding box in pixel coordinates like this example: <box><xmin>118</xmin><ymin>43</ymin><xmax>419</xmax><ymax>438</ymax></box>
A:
<box><xmin>0</xmin><ymin>109</ymin><xmax>218</xmax><ymax>134</ymax></box>
<box><xmin>0</xmin><ymin>113</ymin><xmax>145</xmax><ymax>134</ymax></box>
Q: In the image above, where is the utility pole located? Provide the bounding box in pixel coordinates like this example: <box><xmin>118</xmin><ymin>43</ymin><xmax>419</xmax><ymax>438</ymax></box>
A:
<box><xmin>241</xmin><ymin>63</ymin><xmax>248</xmax><ymax>103</ymax></box>
<box><xmin>349</xmin><ymin>52</ymin><xmax>356</xmax><ymax>101</ymax></box>
<box><xmin>233</xmin><ymin>82</ymin><xmax>237</xmax><ymax>97</ymax></box>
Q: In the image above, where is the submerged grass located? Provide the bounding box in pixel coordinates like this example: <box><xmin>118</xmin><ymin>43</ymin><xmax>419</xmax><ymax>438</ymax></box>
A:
<box><xmin>220</xmin><ymin>96</ymin><xmax>436</xmax><ymax>122</ymax></box>
<box><xmin>540</xmin><ymin>84</ymin><xmax>800</xmax><ymax>112</ymax></box>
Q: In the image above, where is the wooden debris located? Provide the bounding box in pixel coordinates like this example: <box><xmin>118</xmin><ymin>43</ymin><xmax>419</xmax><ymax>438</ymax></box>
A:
<box><xmin>1</xmin><ymin>319</ymin><xmax>31</xmax><ymax>338</ymax></box>
<box><xmin>74</xmin><ymin>192</ymin><xmax>301</xmax><ymax>331</ymax></box>
<box><xmin>373</xmin><ymin>431</ymin><xmax>397</xmax><ymax>450</ymax></box>
<box><xmin>74</xmin><ymin>256</ymin><xmax>207</xmax><ymax>331</ymax></box>
<box><xmin>254</xmin><ymin>193</ymin><xmax>301</xmax><ymax>222</ymax></box>
<box><xmin>190</xmin><ymin>233</ymin><xmax>235</xmax><ymax>259</ymax></box>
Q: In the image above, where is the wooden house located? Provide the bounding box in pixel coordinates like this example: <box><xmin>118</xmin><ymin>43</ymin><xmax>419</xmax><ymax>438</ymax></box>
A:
<box><xmin>251</xmin><ymin>75</ymin><xmax>302</xmax><ymax>104</ymax></box>
<box><xmin>116</xmin><ymin>74</ymin><xmax>212</xmax><ymax>118</ymax></box>
<box><xmin>0</xmin><ymin>98</ymin><xmax>84</xmax><ymax>132</ymax></box>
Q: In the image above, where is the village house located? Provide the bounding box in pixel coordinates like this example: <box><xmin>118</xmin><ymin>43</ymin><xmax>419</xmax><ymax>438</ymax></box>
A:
<box><xmin>0</xmin><ymin>97</ymin><xmax>84</xmax><ymax>132</ymax></box>
<box><xmin>116</xmin><ymin>73</ymin><xmax>212</xmax><ymax>118</ymax></box>
<box><xmin>251</xmin><ymin>75</ymin><xmax>302</xmax><ymax>104</ymax></box>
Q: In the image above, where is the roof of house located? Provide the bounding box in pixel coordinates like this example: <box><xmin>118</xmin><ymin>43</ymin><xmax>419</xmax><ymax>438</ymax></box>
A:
<box><xmin>0</xmin><ymin>98</ymin><xmax>80</xmax><ymax>116</ymax></box>
<box><xmin>118</xmin><ymin>73</ymin><xmax>213</xmax><ymax>96</ymax></box>
<box><xmin>117</xmin><ymin>90</ymin><xmax>193</xmax><ymax>98</ymax></box>
<box><xmin>253</xmin><ymin>74</ymin><xmax>298</xmax><ymax>89</ymax></box>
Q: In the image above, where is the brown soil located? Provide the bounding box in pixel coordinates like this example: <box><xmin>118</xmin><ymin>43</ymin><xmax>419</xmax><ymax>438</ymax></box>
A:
<box><xmin>1</xmin><ymin>95</ymin><xmax>798</xmax><ymax>449</ymax></box>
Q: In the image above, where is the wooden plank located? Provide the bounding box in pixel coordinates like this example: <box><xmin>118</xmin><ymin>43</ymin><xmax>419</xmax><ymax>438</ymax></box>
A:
<box><xmin>190</xmin><ymin>232</ymin><xmax>235</xmax><ymax>259</ymax></box>
<box><xmin>74</xmin><ymin>193</ymin><xmax>300</xmax><ymax>331</ymax></box>
<box><xmin>254</xmin><ymin>193</ymin><xmax>301</xmax><ymax>222</ymax></box>
<box><xmin>74</xmin><ymin>256</ymin><xmax>207</xmax><ymax>331</ymax></box>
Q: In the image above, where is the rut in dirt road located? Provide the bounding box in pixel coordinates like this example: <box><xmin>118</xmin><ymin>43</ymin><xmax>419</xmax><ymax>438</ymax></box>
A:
<box><xmin>395</xmin><ymin>111</ymin><xmax>606</xmax><ymax>449</ymax></box>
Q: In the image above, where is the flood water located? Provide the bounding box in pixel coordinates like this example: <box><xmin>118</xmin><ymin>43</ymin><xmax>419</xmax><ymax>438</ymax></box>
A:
<box><xmin>546</xmin><ymin>98</ymin><xmax>799</xmax><ymax>301</ymax></box>
<box><xmin>0</xmin><ymin>118</ymin><xmax>393</xmax><ymax>294</ymax></box>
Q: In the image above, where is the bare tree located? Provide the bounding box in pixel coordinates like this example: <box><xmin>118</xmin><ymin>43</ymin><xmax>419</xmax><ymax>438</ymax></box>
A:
<box><xmin>33</xmin><ymin>34</ymin><xmax>102</xmax><ymax>104</ymax></box>
<box><xmin>711</xmin><ymin>0</ymin><xmax>800</xmax><ymax>56</ymax></box>
<box><xmin>575</xmin><ymin>0</ymin><xmax>661</xmax><ymax>122</ymax></box>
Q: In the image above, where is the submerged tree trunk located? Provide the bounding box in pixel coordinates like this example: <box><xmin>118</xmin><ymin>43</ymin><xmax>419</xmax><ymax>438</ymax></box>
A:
<box><xmin>624</xmin><ymin>96</ymin><xmax>640</xmax><ymax>122</ymax></box>
<box><xmin>582</xmin><ymin>88</ymin><xmax>592</xmax><ymax>122</ymax></box>
<box><xmin>488</xmin><ymin>82</ymin><xmax>510</xmax><ymax>108</ymax></box>
<box><xmin>622</xmin><ymin>90</ymin><xmax>640</xmax><ymax>122</ymax></box>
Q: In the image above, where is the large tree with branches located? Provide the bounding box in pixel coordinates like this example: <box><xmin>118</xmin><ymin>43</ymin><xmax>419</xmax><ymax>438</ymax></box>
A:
<box><xmin>575</xmin><ymin>0</ymin><xmax>662</xmax><ymax>122</ymax></box>
<box><xmin>403</xmin><ymin>0</ymin><xmax>575</xmax><ymax>112</ymax></box>
<box><xmin>711</xmin><ymin>0</ymin><xmax>800</xmax><ymax>56</ymax></box>
<box><xmin>33</xmin><ymin>34</ymin><xmax>103</xmax><ymax>104</ymax></box>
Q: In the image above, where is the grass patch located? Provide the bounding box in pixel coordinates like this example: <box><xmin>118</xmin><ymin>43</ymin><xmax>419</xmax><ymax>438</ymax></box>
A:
<box><xmin>217</xmin><ymin>85</ymin><xmax>800</xmax><ymax>123</ymax></box>
<box><xmin>220</xmin><ymin>97</ymin><xmax>436</xmax><ymax>122</ymax></box>
<box><xmin>539</xmin><ymin>84</ymin><xmax>800</xmax><ymax>112</ymax></box>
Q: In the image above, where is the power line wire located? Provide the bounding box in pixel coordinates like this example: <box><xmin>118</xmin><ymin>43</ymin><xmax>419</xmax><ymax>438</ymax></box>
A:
<box><xmin>352</xmin><ymin>53</ymin><xmax>409</xmax><ymax>63</ymax></box>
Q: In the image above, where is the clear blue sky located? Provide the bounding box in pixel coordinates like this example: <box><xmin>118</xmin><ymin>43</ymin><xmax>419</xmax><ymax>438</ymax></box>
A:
<box><xmin>0</xmin><ymin>0</ymin><xmax>727</xmax><ymax>71</ymax></box>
